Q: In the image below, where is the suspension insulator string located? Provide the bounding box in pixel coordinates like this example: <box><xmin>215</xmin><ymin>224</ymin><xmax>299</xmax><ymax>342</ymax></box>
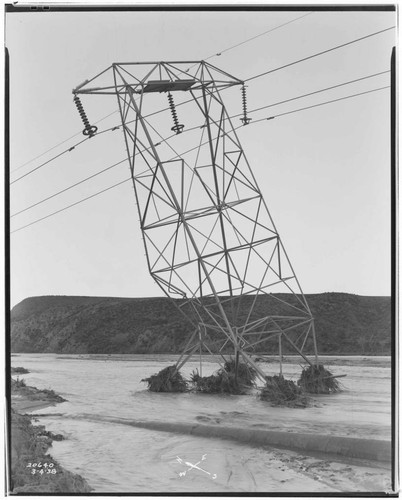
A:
<box><xmin>167</xmin><ymin>92</ymin><xmax>184</xmax><ymax>134</ymax></box>
<box><xmin>240</xmin><ymin>84</ymin><xmax>252</xmax><ymax>125</ymax></box>
<box><xmin>73</xmin><ymin>95</ymin><xmax>98</xmax><ymax>138</ymax></box>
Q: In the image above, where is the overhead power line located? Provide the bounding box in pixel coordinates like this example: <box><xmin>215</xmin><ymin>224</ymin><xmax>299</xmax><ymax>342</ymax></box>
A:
<box><xmin>11</xmin><ymin>109</ymin><xmax>119</xmax><ymax>174</ymax></box>
<box><xmin>157</xmin><ymin>85</ymin><xmax>390</xmax><ymax>173</ymax></box>
<box><xmin>11</xmin><ymin>178</ymin><xmax>131</xmax><ymax>234</ymax></box>
<box><xmin>239</xmin><ymin>70</ymin><xmax>390</xmax><ymax>118</ymax></box>
<box><xmin>250</xmin><ymin>85</ymin><xmax>390</xmax><ymax>123</ymax></box>
<box><xmin>11</xmin><ymin>131</ymin><xmax>85</xmax><ymax>174</ymax></box>
<box><xmin>11</xmin><ymin>68</ymin><xmax>389</xmax><ymax>216</ymax></box>
<box><xmin>10</xmin><ymin>24</ymin><xmax>394</xmax><ymax>185</ymax></box>
<box><xmin>10</xmin><ymin>125</ymin><xmax>121</xmax><ymax>185</ymax></box>
<box><xmin>245</xmin><ymin>25</ymin><xmax>395</xmax><ymax>82</ymax></box>
<box><xmin>98</xmin><ymin>58</ymin><xmax>392</xmax><ymax>137</ymax></box>
<box><xmin>11</xmin><ymin>84</ymin><xmax>389</xmax><ymax>234</ymax></box>
<box><xmin>10</xmin><ymin>137</ymin><xmax>89</xmax><ymax>185</ymax></box>
<box><xmin>146</xmin><ymin>69</ymin><xmax>390</xmax><ymax>140</ymax></box>
<box><xmin>13</xmin><ymin>13</ymin><xmax>313</xmax><ymax>175</ymax></box>
<box><xmin>99</xmin><ymin>26</ymin><xmax>395</xmax><ymax>134</ymax></box>
<box><xmin>11</xmin><ymin>64</ymin><xmax>389</xmax><ymax>187</ymax></box>
<box><xmin>205</xmin><ymin>12</ymin><xmax>314</xmax><ymax>60</ymax></box>
<box><xmin>11</xmin><ymin>157</ymin><xmax>127</xmax><ymax>218</ymax></box>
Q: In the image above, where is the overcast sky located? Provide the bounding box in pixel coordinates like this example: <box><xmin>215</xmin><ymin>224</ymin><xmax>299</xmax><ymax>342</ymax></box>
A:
<box><xmin>6</xmin><ymin>7</ymin><xmax>395</xmax><ymax>307</ymax></box>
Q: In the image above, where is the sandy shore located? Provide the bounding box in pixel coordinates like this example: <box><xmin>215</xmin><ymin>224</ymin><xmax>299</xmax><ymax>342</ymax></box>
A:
<box><xmin>9</xmin><ymin>375</ymin><xmax>92</xmax><ymax>494</ymax></box>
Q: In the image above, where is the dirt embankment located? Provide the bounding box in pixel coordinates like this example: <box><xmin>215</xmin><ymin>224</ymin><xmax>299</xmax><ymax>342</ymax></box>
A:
<box><xmin>9</xmin><ymin>375</ymin><xmax>92</xmax><ymax>493</ymax></box>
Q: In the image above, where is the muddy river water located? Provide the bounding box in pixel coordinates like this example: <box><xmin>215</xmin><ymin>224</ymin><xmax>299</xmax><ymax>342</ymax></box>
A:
<box><xmin>11</xmin><ymin>354</ymin><xmax>392</xmax><ymax>493</ymax></box>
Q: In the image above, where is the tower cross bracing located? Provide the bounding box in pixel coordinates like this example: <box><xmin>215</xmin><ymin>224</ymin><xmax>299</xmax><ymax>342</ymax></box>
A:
<box><xmin>74</xmin><ymin>61</ymin><xmax>318</xmax><ymax>381</ymax></box>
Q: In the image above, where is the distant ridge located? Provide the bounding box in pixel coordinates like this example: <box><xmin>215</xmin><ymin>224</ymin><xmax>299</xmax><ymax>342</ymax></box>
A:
<box><xmin>10</xmin><ymin>293</ymin><xmax>391</xmax><ymax>355</ymax></box>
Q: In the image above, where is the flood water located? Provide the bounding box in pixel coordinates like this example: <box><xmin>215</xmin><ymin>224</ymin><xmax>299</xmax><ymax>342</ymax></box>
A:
<box><xmin>11</xmin><ymin>354</ymin><xmax>392</xmax><ymax>493</ymax></box>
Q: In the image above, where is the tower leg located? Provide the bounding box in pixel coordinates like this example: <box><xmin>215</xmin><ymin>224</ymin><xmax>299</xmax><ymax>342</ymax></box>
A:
<box><xmin>198</xmin><ymin>325</ymin><xmax>203</xmax><ymax>377</ymax></box>
<box><xmin>175</xmin><ymin>328</ymin><xmax>198</xmax><ymax>370</ymax></box>
<box><xmin>238</xmin><ymin>349</ymin><xmax>267</xmax><ymax>383</ymax></box>
<box><xmin>311</xmin><ymin>320</ymin><xmax>319</xmax><ymax>365</ymax></box>
<box><xmin>234</xmin><ymin>327</ymin><xmax>239</xmax><ymax>384</ymax></box>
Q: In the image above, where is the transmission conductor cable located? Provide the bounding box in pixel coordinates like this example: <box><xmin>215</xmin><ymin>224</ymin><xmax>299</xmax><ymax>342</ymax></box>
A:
<box><xmin>11</xmin><ymin>84</ymin><xmax>389</xmax><ymax>234</ymax></box>
<box><xmin>12</xmin><ymin>12</ymin><xmax>313</xmax><ymax>174</ymax></box>
<box><xmin>10</xmin><ymin>68</ymin><xmax>389</xmax><ymax>217</ymax></box>
<box><xmin>11</xmin><ymin>21</ymin><xmax>393</xmax><ymax>177</ymax></box>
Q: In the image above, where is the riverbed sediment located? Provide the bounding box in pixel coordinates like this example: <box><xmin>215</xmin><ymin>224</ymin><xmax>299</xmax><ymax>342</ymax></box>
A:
<box><xmin>9</xmin><ymin>375</ymin><xmax>92</xmax><ymax>493</ymax></box>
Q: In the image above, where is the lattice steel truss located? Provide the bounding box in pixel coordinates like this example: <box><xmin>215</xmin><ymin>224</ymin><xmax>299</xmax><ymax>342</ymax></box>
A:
<box><xmin>74</xmin><ymin>61</ymin><xmax>319</xmax><ymax>381</ymax></box>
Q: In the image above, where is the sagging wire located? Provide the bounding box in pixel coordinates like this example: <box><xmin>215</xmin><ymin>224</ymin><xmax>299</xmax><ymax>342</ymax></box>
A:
<box><xmin>11</xmin><ymin>84</ymin><xmax>389</xmax><ymax>234</ymax></box>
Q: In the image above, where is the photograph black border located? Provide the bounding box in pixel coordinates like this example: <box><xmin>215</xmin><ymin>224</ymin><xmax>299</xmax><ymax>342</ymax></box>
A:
<box><xmin>4</xmin><ymin>4</ymin><xmax>398</xmax><ymax>496</ymax></box>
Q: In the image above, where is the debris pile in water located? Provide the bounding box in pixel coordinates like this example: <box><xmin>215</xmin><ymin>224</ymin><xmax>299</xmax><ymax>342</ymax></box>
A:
<box><xmin>259</xmin><ymin>375</ymin><xmax>310</xmax><ymax>408</ymax></box>
<box><xmin>141</xmin><ymin>365</ymin><xmax>188</xmax><ymax>392</ymax></box>
<box><xmin>298</xmin><ymin>364</ymin><xmax>341</xmax><ymax>394</ymax></box>
<box><xmin>191</xmin><ymin>358</ymin><xmax>257</xmax><ymax>395</ymax></box>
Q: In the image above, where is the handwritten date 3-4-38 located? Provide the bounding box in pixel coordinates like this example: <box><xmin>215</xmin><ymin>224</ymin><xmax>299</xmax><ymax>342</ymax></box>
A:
<box><xmin>26</xmin><ymin>462</ymin><xmax>57</xmax><ymax>475</ymax></box>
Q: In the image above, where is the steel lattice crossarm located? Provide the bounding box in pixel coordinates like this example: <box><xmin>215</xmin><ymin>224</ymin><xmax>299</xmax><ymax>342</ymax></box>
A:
<box><xmin>73</xmin><ymin>60</ymin><xmax>319</xmax><ymax>381</ymax></box>
<box><xmin>73</xmin><ymin>61</ymin><xmax>244</xmax><ymax>95</ymax></box>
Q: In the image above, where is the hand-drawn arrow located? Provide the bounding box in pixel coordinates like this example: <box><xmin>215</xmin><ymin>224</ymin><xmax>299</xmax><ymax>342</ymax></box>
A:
<box><xmin>176</xmin><ymin>455</ymin><xmax>217</xmax><ymax>479</ymax></box>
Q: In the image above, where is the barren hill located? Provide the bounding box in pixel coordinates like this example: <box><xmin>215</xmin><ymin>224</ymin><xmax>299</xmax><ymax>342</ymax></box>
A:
<box><xmin>10</xmin><ymin>293</ymin><xmax>391</xmax><ymax>355</ymax></box>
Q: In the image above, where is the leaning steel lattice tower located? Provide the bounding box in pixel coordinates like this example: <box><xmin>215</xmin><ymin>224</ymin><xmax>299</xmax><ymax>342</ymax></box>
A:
<box><xmin>73</xmin><ymin>61</ymin><xmax>319</xmax><ymax>381</ymax></box>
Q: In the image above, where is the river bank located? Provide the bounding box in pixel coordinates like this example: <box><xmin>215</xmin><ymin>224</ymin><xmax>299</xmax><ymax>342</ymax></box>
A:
<box><xmin>9</xmin><ymin>373</ymin><xmax>92</xmax><ymax>493</ymax></box>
